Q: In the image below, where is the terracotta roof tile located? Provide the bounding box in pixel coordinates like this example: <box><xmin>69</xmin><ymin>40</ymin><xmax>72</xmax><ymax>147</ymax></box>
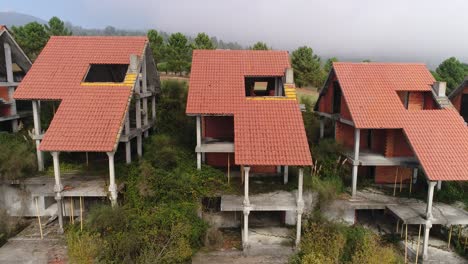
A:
<box><xmin>330</xmin><ymin>62</ymin><xmax>468</xmax><ymax>181</ymax></box>
<box><xmin>14</xmin><ymin>36</ymin><xmax>147</xmax><ymax>152</ymax></box>
<box><xmin>187</xmin><ymin>50</ymin><xmax>312</xmax><ymax>166</ymax></box>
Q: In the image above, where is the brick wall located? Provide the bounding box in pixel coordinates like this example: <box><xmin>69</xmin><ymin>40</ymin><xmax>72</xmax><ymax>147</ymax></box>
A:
<box><xmin>385</xmin><ymin>130</ymin><xmax>413</xmax><ymax>157</ymax></box>
<box><xmin>375</xmin><ymin>166</ymin><xmax>412</xmax><ymax>184</ymax></box>
<box><xmin>370</xmin><ymin>129</ymin><xmax>386</xmax><ymax>154</ymax></box>
<box><xmin>0</xmin><ymin>87</ymin><xmax>9</xmax><ymax>101</ymax></box>
<box><xmin>203</xmin><ymin>116</ymin><xmax>234</xmax><ymax>140</ymax></box>
<box><xmin>205</xmin><ymin>153</ymin><xmax>235</xmax><ymax>168</ymax></box>
<box><xmin>408</xmin><ymin>92</ymin><xmax>424</xmax><ymax>110</ymax></box>
<box><xmin>451</xmin><ymin>86</ymin><xmax>468</xmax><ymax>113</ymax></box>
<box><xmin>423</xmin><ymin>92</ymin><xmax>437</xmax><ymax>110</ymax></box>
<box><xmin>0</xmin><ymin>105</ymin><xmax>10</xmax><ymax>117</ymax></box>
<box><xmin>340</xmin><ymin>96</ymin><xmax>352</xmax><ymax>120</ymax></box>
<box><xmin>318</xmin><ymin>75</ymin><xmax>337</xmax><ymax>113</ymax></box>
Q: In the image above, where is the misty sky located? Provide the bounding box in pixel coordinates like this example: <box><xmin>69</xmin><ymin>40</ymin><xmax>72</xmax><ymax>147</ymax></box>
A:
<box><xmin>3</xmin><ymin>0</ymin><xmax>468</xmax><ymax>68</ymax></box>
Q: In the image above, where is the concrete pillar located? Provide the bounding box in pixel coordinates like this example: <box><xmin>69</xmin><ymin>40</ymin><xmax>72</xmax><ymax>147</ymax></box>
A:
<box><xmin>426</xmin><ymin>181</ymin><xmax>436</xmax><ymax>220</ymax></box>
<box><xmin>277</xmin><ymin>165</ymin><xmax>281</xmax><ymax>174</ymax></box>
<box><xmin>4</xmin><ymin>43</ymin><xmax>17</xmax><ymax>132</ymax></box>
<box><xmin>243</xmin><ymin>208</ymin><xmax>250</xmax><ymax>248</ymax></box>
<box><xmin>351</xmin><ymin>128</ymin><xmax>360</xmax><ymax>197</ymax></box>
<box><xmin>244</xmin><ymin>166</ymin><xmax>250</xmax><ymax>206</ymax></box>
<box><xmin>412</xmin><ymin>168</ymin><xmax>418</xmax><ymax>184</ymax></box>
<box><xmin>142</xmin><ymin>56</ymin><xmax>149</xmax><ymax>138</ymax></box>
<box><xmin>32</xmin><ymin>101</ymin><xmax>44</xmax><ymax>171</ymax></box>
<box><xmin>51</xmin><ymin>152</ymin><xmax>63</xmax><ymax>233</ymax></box>
<box><xmin>124</xmin><ymin>113</ymin><xmax>131</xmax><ymax>164</ymax></box>
<box><xmin>151</xmin><ymin>95</ymin><xmax>156</xmax><ymax>122</ymax></box>
<box><xmin>107</xmin><ymin>152</ymin><xmax>117</xmax><ymax>207</ymax></box>
<box><xmin>422</xmin><ymin>220</ymin><xmax>432</xmax><ymax>260</ymax></box>
<box><xmin>283</xmin><ymin>165</ymin><xmax>289</xmax><ymax>184</ymax></box>
<box><xmin>196</xmin><ymin>115</ymin><xmax>202</xmax><ymax>170</ymax></box>
<box><xmin>319</xmin><ymin>118</ymin><xmax>325</xmax><ymax>139</ymax></box>
<box><xmin>243</xmin><ymin>166</ymin><xmax>251</xmax><ymax>249</ymax></box>
<box><xmin>136</xmin><ymin>97</ymin><xmax>143</xmax><ymax>157</ymax></box>
<box><xmin>437</xmin><ymin>181</ymin><xmax>442</xmax><ymax>191</ymax></box>
<box><xmin>296</xmin><ymin>167</ymin><xmax>304</xmax><ymax>247</ymax></box>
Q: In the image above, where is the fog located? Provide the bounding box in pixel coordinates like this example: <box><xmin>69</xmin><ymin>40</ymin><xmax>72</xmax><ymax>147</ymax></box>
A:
<box><xmin>4</xmin><ymin>0</ymin><xmax>468</xmax><ymax>68</ymax></box>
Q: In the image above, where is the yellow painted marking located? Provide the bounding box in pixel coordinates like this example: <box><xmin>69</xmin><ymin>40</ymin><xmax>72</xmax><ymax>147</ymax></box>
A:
<box><xmin>81</xmin><ymin>73</ymin><xmax>137</xmax><ymax>87</ymax></box>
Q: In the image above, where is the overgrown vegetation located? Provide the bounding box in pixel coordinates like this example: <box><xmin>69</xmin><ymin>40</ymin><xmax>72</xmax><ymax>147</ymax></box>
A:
<box><xmin>66</xmin><ymin>79</ymin><xmax>228</xmax><ymax>263</ymax></box>
<box><xmin>0</xmin><ymin>132</ymin><xmax>36</xmax><ymax>180</ymax></box>
<box><xmin>291</xmin><ymin>216</ymin><xmax>402</xmax><ymax>264</ymax></box>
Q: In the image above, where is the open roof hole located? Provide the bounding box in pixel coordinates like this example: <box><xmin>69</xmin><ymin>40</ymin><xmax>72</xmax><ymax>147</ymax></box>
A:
<box><xmin>245</xmin><ymin>76</ymin><xmax>283</xmax><ymax>97</ymax></box>
<box><xmin>84</xmin><ymin>64</ymin><xmax>129</xmax><ymax>83</ymax></box>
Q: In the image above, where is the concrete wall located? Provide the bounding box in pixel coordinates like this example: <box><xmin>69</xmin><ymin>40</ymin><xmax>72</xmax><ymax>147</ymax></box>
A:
<box><xmin>202</xmin><ymin>211</ymin><xmax>241</xmax><ymax>228</ymax></box>
<box><xmin>0</xmin><ymin>184</ymin><xmax>47</xmax><ymax>217</ymax></box>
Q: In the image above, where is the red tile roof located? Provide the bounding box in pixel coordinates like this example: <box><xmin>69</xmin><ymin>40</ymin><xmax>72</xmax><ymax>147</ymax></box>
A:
<box><xmin>187</xmin><ymin>50</ymin><xmax>312</xmax><ymax>166</ymax></box>
<box><xmin>235</xmin><ymin>100</ymin><xmax>312</xmax><ymax>166</ymax></box>
<box><xmin>14</xmin><ymin>36</ymin><xmax>147</xmax><ymax>152</ymax></box>
<box><xmin>326</xmin><ymin>62</ymin><xmax>468</xmax><ymax>181</ymax></box>
<box><xmin>186</xmin><ymin>50</ymin><xmax>291</xmax><ymax>115</ymax></box>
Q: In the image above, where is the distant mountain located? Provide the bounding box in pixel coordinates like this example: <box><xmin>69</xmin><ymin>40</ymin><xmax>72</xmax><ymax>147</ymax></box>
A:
<box><xmin>0</xmin><ymin>11</ymin><xmax>47</xmax><ymax>27</ymax></box>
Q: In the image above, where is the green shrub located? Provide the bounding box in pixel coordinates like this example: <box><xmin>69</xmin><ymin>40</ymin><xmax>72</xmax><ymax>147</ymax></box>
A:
<box><xmin>0</xmin><ymin>132</ymin><xmax>36</xmax><ymax>180</ymax></box>
<box><xmin>292</xmin><ymin>217</ymin><xmax>401</xmax><ymax>264</ymax></box>
<box><xmin>66</xmin><ymin>229</ymin><xmax>101</xmax><ymax>264</ymax></box>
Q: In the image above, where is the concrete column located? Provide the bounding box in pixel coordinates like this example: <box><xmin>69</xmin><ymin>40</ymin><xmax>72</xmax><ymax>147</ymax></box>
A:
<box><xmin>243</xmin><ymin>208</ymin><xmax>250</xmax><ymax>248</ymax></box>
<box><xmin>32</xmin><ymin>101</ymin><xmax>44</xmax><ymax>171</ymax></box>
<box><xmin>4</xmin><ymin>43</ymin><xmax>18</xmax><ymax>132</ymax></box>
<box><xmin>422</xmin><ymin>220</ymin><xmax>432</xmax><ymax>260</ymax></box>
<box><xmin>351</xmin><ymin>128</ymin><xmax>360</xmax><ymax>197</ymax></box>
<box><xmin>124</xmin><ymin>113</ymin><xmax>131</xmax><ymax>164</ymax></box>
<box><xmin>151</xmin><ymin>95</ymin><xmax>156</xmax><ymax>121</ymax></box>
<box><xmin>412</xmin><ymin>168</ymin><xmax>418</xmax><ymax>184</ymax></box>
<box><xmin>437</xmin><ymin>180</ymin><xmax>442</xmax><ymax>191</ymax></box>
<box><xmin>244</xmin><ymin>166</ymin><xmax>250</xmax><ymax>206</ymax></box>
<box><xmin>277</xmin><ymin>165</ymin><xmax>281</xmax><ymax>174</ymax></box>
<box><xmin>426</xmin><ymin>181</ymin><xmax>436</xmax><ymax>220</ymax></box>
<box><xmin>296</xmin><ymin>167</ymin><xmax>304</xmax><ymax>246</ymax></box>
<box><xmin>283</xmin><ymin>165</ymin><xmax>289</xmax><ymax>184</ymax></box>
<box><xmin>136</xmin><ymin>97</ymin><xmax>142</xmax><ymax>157</ymax></box>
<box><xmin>319</xmin><ymin>118</ymin><xmax>325</xmax><ymax>139</ymax></box>
<box><xmin>51</xmin><ymin>152</ymin><xmax>63</xmax><ymax>233</ymax></box>
<box><xmin>196</xmin><ymin>115</ymin><xmax>202</xmax><ymax>170</ymax></box>
<box><xmin>107</xmin><ymin>152</ymin><xmax>117</xmax><ymax>207</ymax></box>
<box><xmin>142</xmin><ymin>56</ymin><xmax>149</xmax><ymax>138</ymax></box>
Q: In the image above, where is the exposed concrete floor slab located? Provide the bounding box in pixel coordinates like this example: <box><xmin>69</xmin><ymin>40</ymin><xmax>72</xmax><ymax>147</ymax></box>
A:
<box><xmin>0</xmin><ymin>221</ymin><xmax>67</xmax><ymax>264</ymax></box>
<box><xmin>221</xmin><ymin>191</ymin><xmax>297</xmax><ymax>211</ymax></box>
<box><xmin>21</xmin><ymin>175</ymin><xmax>109</xmax><ymax>197</ymax></box>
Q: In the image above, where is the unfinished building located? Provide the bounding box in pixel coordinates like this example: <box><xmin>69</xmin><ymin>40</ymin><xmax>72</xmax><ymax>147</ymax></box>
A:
<box><xmin>186</xmin><ymin>50</ymin><xmax>313</xmax><ymax>253</ymax></box>
<box><xmin>10</xmin><ymin>36</ymin><xmax>160</xmax><ymax>232</ymax></box>
<box><xmin>0</xmin><ymin>25</ymin><xmax>32</xmax><ymax>132</ymax></box>
<box><xmin>315</xmin><ymin>62</ymin><xmax>468</xmax><ymax>261</ymax></box>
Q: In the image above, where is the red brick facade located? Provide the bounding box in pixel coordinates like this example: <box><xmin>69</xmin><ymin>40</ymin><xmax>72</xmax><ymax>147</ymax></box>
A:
<box><xmin>375</xmin><ymin>166</ymin><xmax>412</xmax><ymax>184</ymax></box>
<box><xmin>452</xmin><ymin>86</ymin><xmax>468</xmax><ymax>112</ymax></box>
<box><xmin>202</xmin><ymin>116</ymin><xmax>234</xmax><ymax>140</ymax></box>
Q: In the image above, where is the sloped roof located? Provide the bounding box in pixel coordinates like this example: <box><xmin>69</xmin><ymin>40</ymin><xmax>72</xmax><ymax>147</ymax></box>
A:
<box><xmin>448</xmin><ymin>77</ymin><xmax>468</xmax><ymax>99</ymax></box>
<box><xmin>186</xmin><ymin>50</ymin><xmax>291</xmax><ymax>115</ymax></box>
<box><xmin>14</xmin><ymin>36</ymin><xmax>148</xmax><ymax>152</ymax></box>
<box><xmin>320</xmin><ymin>62</ymin><xmax>468</xmax><ymax>181</ymax></box>
<box><xmin>235</xmin><ymin>100</ymin><xmax>312</xmax><ymax>166</ymax></box>
<box><xmin>187</xmin><ymin>50</ymin><xmax>312</xmax><ymax>166</ymax></box>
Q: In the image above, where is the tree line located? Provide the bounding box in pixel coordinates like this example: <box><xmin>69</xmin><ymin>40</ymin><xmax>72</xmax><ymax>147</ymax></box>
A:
<box><xmin>9</xmin><ymin>16</ymin><xmax>468</xmax><ymax>93</ymax></box>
